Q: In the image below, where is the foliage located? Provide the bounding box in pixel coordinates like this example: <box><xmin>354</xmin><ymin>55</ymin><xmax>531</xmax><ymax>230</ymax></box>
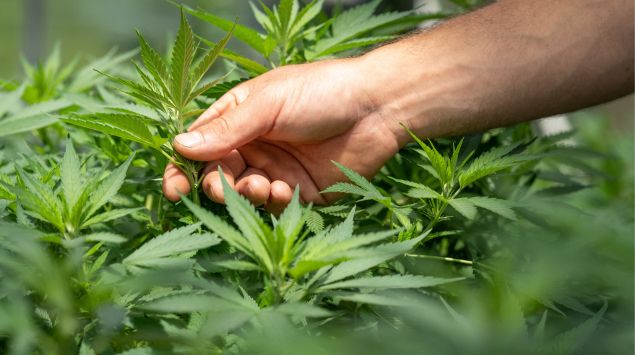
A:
<box><xmin>0</xmin><ymin>1</ymin><xmax>632</xmax><ymax>355</ymax></box>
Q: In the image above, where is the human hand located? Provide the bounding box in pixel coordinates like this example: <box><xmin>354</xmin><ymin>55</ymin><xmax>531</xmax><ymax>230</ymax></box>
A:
<box><xmin>162</xmin><ymin>57</ymin><xmax>407</xmax><ymax>215</ymax></box>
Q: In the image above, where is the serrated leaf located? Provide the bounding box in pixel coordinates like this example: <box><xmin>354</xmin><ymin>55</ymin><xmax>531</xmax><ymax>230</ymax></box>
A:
<box><xmin>139</xmin><ymin>294</ymin><xmax>243</xmax><ymax>313</ymax></box>
<box><xmin>84</xmin><ymin>232</ymin><xmax>127</xmax><ymax>244</ymax></box>
<box><xmin>266</xmin><ymin>302</ymin><xmax>335</xmax><ymax>318</ymax></box>
<box><xmin>315</xmin><ymin>234</ymin><xmax>426</xmax><ymax>285</ymax></box>
<box><xmin>15</xmin><ymin>165</ymin><xmax>64</xmax><ymax>231</ymax></box>
<box><xmin>85</xmin><ymin>153</ymin><xmax>135</xmax><ymax>219</ymax></box>
<box><xmin>305</xmin><ymin>210</ymin><xmax>324</xmax><ymax>234</ymax></box>
<box><xmin>180</xmin><ymin>193</ymin><xmax>257</xmax><ymax>262</ymax></box>
<box><xmin>406</xmin><ymin>187</ymin><xmax>443</xmax><ymax>200</ymax></box>
<box><xmin>465</xmin><ymin>196</ymin><xmax>517</xmax><ymax>220</ymax></box>
<box><xmin>67</xmin><ymin>48</ymin><xmax>137</xmax><ymax>92</ymax></box>
<box><xmin>317</xmin><ymin>36</ymin><xmax>394</xmax><ymax>56</ymax></box>
<box><xmin>217</xmin><ymin>166</ymin><xmax>274</xmax><ymax>273</ymax></box>
<box><xmin>5</xmin><ymin>98</ymin><xmax>71</xmax><ymax>121</ymax></box>
<box><xmin>448</xmin><ymin>199</ymin><xmax>477</xmax><ymax>220</ymax></box>
<box><xmin>60</xmin><ymin>139</ymin><xmax>83</xmax><ymax>216</ymax></box>
<box><xmin>189</xmin><ymin>22</ymin><xmax>234</xmax><ymax>99</ymax></box>
<box><xmin>0</xmin><ymin>114</ymin><xmax>59</xmax><ymax>137</ymax></box>
<box><xmin>0</xmin><ymin>82</ymin><xmax>26</xmax><ymax>117</ymax></box>
<box><xmin>136</xmin><ymin>29</ymin><xmax>172</xmax><ymax>102</ymax></box>
<box><xmin>289</xmin><ymin>0</ymin><xmax>324</xmax><ymax>40</ymax></box>
<box><xmin>124</xmin><ymin>224</ymin><xmax>219</xmax><ymax>265</ymax></box>
<box><xmin>310</xmin><ymin>1</ymin><xmax>413</xmax><ymax>59</ymax></box>
<box><xmin>319</xmin><ymin>274</ymin><xmax>464</xmax><ymax>291</ymax></box>
<box><xmin>197</xmin><ymin>36</ymin><xmax>269</xmax><ymax>76</ymax></box>
<box><xmin>170</xmin><ymin>9</ymin><xmax>196</xmax><ymax>109</ymax></box>
<box><xmin>546</xmin><ymin>302</ymin><xmax>607</xmax><ymax>354</ymax></box>
<box><xmin>177</xmin><ymin>3</ymin><xmax>277</xmax><ymax>57</ymax></box>
<box><xmin>81</xmin><ymin>207</ymin><xmax>143</xmax><ymax>228</ymax></box>
<box><xmin>61</xmin><ymin>113</ymin><xmax>161</xmax><ymax>150</ymax></box>
<box><xmin>212</xmin><ymin>259</ymin><xmax>262</xmax><ymax>271</ymax></box>
<box><xmin>0</xmin><ymin>221</ymin><xmax>47</xmax><ymax>239</ymax></box>
<box><xmin>324</xmin><ymin>291</ymin><xmax>409</xmax><ymax>306</ymax></box>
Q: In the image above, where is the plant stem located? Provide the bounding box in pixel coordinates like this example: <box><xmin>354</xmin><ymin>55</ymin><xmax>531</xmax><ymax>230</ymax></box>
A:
<box><xmin>404</xmin><ymin>253</ymin><xmax>473</xmax><ymax>265</ymax></box>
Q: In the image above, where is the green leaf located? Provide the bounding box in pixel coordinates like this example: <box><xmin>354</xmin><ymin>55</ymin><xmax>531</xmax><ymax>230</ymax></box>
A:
<box><xmin>81</xmin><ymin>208</ymin><xmax>143</xmax><ymax>229</ymax></box>
<box><xmin>316</xmin><ymin>35</ymin><xmax>394</xmax><ymax>56</ymax></box>
<box><xmin>140</xmin><ymin>294</ymin><xmax>244</xmax><ymax>313</ymax></box>
<box><xmin>60</xmin><ymin>138</ymin><xmax>83</xmax><ymax>216</ymax></box>
<box><xmin>212</xmin><ymin>259</ymin><xmax>262</xmax><ymax>271</ymax></box>
<box><xmin>500</xmin><ymin>285</ymin><xmax>528</xmax><ymax>337</ymax></box>
<box><xmin>278</xmin><ymin>0</ymin><xmax>295</xmax><ymax>38</ymax></box>
<box><xmin>217</xmin><ymin>166</ymin><xmax>275</xmax><ymax>272</ymax></box>
<box><xmin>170</xmin><ymin>8</ymin><xmax>197</xmax><ymax>109</ymax></box>
<box><xmin>448</xmin><ymin>198</ymin><xmax>477</xmax><ymax>220</ymax></box>
<box><xmin>136</xmin><ymin>29</ymin><xmax>173</xmax><ymax>102</ymax></box>
<box><xmin>406</xmin><ymin>187</ymin><xmax>443</xmax><ymax>200</ymax></box>
<box><xmin>465</xmin><ymin>196</ymin><xmax>517</xmax><ymax>220</ymax></box>
<box><xmin>323</xmin><ymin>161</ymin><xmax>387</xmax><ymax>203</ymax></box>
<box><xmin>547</xmin><ymin>302</ymin><xmax>607</xmax><ymax>354</ymax></box>
<box><xmin>274</xmin><ymin>186</ymin><xmax>311</xmax><ymax>258</ymax></box>
<box><xmin>85</xmin><ymin>153</ymin><xmax>135</xmax><ymax>219</ymax></box>
<box><xmin>104</xmin><ymin>102</ymin><xmax>162</xmax><ymax>122</ymax></box>
<box><xmin>84</xmin><ymin>232</ymin><xmax>127</xmax><ymax>244</ymax></box>
<box><xmin>289</xmin><ymin>0</ymin><xmax>324</xmax><ymax>40</ymax></box>
<box><xmin>0</xmin><ymin>82</ymin><xmax>26</xmax><ymax>117</ymax></box>
<box><xmin>177</xmin><ymin>3</ymin><xmax>277</xmax><ymax>57</ymax></box>
<box><xmin>62</xmin><ymin>113</ymin><xmax>160</xmax><ymax>150</ymax></box>
<box><xmin>0</xmin><ymin>114</ymin><xmax>59</xmax><ymax>137</ymax></box>
<box><xmin>534</xmin><ymin>310</ymin><xmax>548</xmax><ymax>339</ymax></box>
<box><xmin>189</xmin><ymin>22</ymin><xmax>235</xmax><ymax>97</ymax></box>
<box><xmin>67</xmin><ymin>48</ymin><xmax>137</xmax><ymax>92</ymax></box>
<box><xmin>201</xmin><ymin>78</ymin><xmax>249</xmax><ymax>100</ymax></box>
<box><xmin>0</xmin><ymin>221</ymin><xmax>47</xmax><ymax>239</ymax></box>
<box><xmin>15</xmin><ymin>165</ymin><xmax>64</xmax><ymax>231</ymax></box>
<box><xmin>319</xmin><ymin>274</ymin><xmax>464</xmax><ymax>291</ymax></box>
<box><xmin>266</xmin><ymin>302</ymin><xmax>335</xmax><ymax>318</ymax></box>
<box><xmin>6</xmin><ymin>98</ymin><xmax>71</xmax><ymax>121</ymax></box>
<box><xmin>305</xmin><ymin>210</ymin><xmax>324</xmax><ymax>234</ymax></box>
<box><xmin>310</xmin><ymin>1</ymin><xmax>413</xmax><ymax>59</ymax></box>
<box><xmin>180</xmin><ymin>193</ymin><xmax>258</xmax><ymax>262</ymax></box>
<box><xmin>124</xmin><ymin>224</ymin><xmax>220</xmax><ymax>266</ymax></box>
<box><xmin>316</xmin><ymin>234</ymin><xmax>426</xmax><ymax>285</ymax></box>
<box><xmin>196</xmin><ymin>35</ymin><xmax>269</xmax><ymax>75</ymax></box>
<box><xmin>401</xmin><ymin>125</ymin><xmax>449</xmax><ymax>183</ymax></box>
<box><xmin>324</xmin><ymin>291</ymin><xmax>409</xmax><ymax>306</ymax></box>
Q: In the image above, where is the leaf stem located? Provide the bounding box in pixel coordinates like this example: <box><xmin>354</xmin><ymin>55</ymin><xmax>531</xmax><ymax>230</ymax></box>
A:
<box><xmin>404</xmin><ymin>253</ymin><xmax>473</xmax><ymax>265</ymax></box>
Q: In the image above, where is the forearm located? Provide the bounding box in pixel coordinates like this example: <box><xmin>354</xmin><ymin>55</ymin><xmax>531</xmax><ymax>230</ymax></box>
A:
<box><xmin>359</xmin><ymin>0</ymin><xmax>634</xmax><ymax>145</ymax></box>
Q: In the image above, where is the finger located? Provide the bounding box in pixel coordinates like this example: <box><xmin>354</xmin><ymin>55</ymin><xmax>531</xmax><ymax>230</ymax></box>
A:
<box><xmin>162</xmin><ymin>162</ymin><xmax>190</xmax><ymax>202</ymax></box>
<box><xmin>201</xmin><ymin>150</ymin><xmax>247</xmax><ymax>204</ymax></box>
<box><xmin>173</xmin><ymin>89</ymin><xmax>282</xmax><ymax>162</ymax></box>
<box><xmin>235</xmin><ymin>168</ymin><xmax>271</xmax><ymax>207</ymax></box>
<box><xmin>188</xmin><ymin>89</ymin><xmax>244</xmax><ymax>132</ymax></box>
<box><xmin>265</xmin><ymin>181</ymin><xmax>306</xmax><ymax>216</ymax></box>
<box><xmin>237</xmin><ymin>141</ymin><xmax>328</xmax><ymax>205</ymax></box>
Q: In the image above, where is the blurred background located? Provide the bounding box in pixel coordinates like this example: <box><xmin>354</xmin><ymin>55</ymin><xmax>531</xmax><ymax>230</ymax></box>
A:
<box><xmin>0</xmin><ymin>0</ymin><xmax>632</xmax><ymax>133</ymax></box>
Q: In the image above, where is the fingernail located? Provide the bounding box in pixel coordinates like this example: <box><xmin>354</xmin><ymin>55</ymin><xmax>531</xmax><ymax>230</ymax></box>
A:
<box><xmin>175</xmin><ymin>132</ymin><xmax>202</xmax><ymax>149</ymax></box>
<box><xmin>246</xmin><ymin>183</ymin><xmax>255</xmax><ymax>197</ymax></box>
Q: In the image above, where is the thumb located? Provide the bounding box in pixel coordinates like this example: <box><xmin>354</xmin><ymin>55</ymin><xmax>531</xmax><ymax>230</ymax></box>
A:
<box><xmin>173</xmin><ymin>92</ymin><xmax>277</xmax><ymax>161</ymax></box>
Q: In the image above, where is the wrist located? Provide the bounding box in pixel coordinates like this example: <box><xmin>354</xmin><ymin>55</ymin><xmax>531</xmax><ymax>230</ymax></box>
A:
<box><xmin>357</xmin><ymin>35</ymin><xmax>474</xmax><ymax>148</ymax></box>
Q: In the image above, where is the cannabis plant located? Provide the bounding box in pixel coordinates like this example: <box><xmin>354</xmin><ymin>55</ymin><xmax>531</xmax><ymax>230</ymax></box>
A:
<box><xmin>178</xmin><ymin>0</ymin><xmax>441</xmax><ymax>72</ymax></box>
<box><xmin>180</xmin><ymin>168</ymin><xmax>462</xmax><ymax>305</ymax></box>
<box><xmin>60</xmin><ymin>10</ymin><xmax>234</xmax><ymax>207</ymax></box>
<box><xmin>0</xmin><ymin>137</ymin><xmax>139</xmax><ymax>240</ymax></box>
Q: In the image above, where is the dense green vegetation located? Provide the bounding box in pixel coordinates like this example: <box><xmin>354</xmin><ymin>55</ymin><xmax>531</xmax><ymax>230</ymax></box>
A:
<box><xmin>0</xmin><ymin>1</ymin><xmax>632</xmax><ymax>354</ymax></box>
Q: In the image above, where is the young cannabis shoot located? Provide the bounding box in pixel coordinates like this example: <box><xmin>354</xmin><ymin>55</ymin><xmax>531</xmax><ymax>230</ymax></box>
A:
<box><xmin>61</xmin><ymin>9</ymin><xmax>235</xmax><ymax>207</ymax></box>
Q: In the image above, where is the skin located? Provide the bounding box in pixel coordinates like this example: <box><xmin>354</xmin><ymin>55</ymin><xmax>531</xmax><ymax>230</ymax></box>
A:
<box><xmin>163</xmin><ymin>0</ymin><xmax>634</xmax><ymax>215</ymax></box>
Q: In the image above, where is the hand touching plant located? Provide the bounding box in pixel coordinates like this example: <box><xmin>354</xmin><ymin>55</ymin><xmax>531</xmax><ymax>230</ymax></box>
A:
<box><xmin>61</xmin><ymin>9</ymin><xmax>235</xmax><ymax>207</ymax></box>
